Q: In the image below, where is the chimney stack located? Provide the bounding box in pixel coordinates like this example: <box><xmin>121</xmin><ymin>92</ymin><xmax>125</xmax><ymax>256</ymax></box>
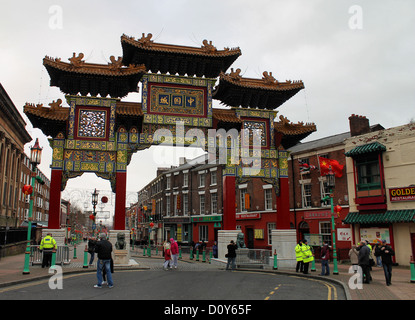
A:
<box><xmin>349</xmin><ymin>114</ymin><xmax>370</xmax><ymax>137</ymax></box>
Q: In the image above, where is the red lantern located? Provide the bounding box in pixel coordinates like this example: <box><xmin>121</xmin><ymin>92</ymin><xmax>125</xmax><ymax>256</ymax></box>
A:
<box><xmin>334</xmin><ymin>205</ymin><xmax>342</xmax><ymax>214</ymax></box>
<box><xmin>22</xmin><ymin>184</ymin><xmax>33</xmax><ymax>195</ymax></box>
<box><xmin>149</xmin><ymin>222</ymin><xmax>154</xmax><ymax>228</ymax></box>
<box><xmin>101</xmin><ymin>196</ymin><xmax>108</xmax><ymax>203</ymax></box>
<box><xmin>89</xmin><ymin>214</ymin><xmax>95</xmax><ymax>221</ymax></box>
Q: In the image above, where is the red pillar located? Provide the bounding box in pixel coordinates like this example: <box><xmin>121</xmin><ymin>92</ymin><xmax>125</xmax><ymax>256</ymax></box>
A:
<box><xmin>223</xmin><ymin>175</ymin><xmax>236</xmax><ymax>230</ymax></box>
<box><xmin>114</xmin><ymin>171</ymin><xmax>126</xmax><ymax>230</ymax></box>
<box><xmin>48</xmin><ymin>169</ymin><xmax>62</xmax><ymax>229</ymax></box>
<box><xmin>276</xmin><ymin>177</ymin><xmax>290</xmax><ymax>229</ymax></box>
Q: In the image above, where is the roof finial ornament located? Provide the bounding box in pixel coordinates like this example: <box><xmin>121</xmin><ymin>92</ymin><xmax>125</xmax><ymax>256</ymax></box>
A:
<box><xmin>49</xmin><ymin>99</ymin><xmax>63</xmax><ymax>110</ymax></box>
<box><xmin>68</xmin><ymin>53</ymin><xmax>85</xmax><ymax>67</ymax></box>
<box><xmin>279</xmin><ymin>115</ymin><xmax>291</xmax><ymax>125</ymax></box>
<box><xmin>202</xmin><ymin>40</ymin><xmax>217</xmax><ymax>53</ymax></box>
<box><xmin>108</xmin><ymin>55</ymin><xmax>123</xmax><ymax>70</ymax></box>
<box><xmin>262</xmin><ymin>71</ymin><xmax>278</xmax><ymax>85</ymax></box>
<box><xmin>138</xmin><ymin>33</ymin><xmax>153</xmax><ymax>46</ymax></box>
<box><xmin>229</xmin><ymin>68</ymin><xmax>242</xmax><ymax>81</ymax></box>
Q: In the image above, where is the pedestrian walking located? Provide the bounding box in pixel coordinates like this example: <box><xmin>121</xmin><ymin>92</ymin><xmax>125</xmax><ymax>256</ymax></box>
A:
<box><xmin>39</xmin><ymin>233</ymin><xmax>57</xmax><ymax>268</ymax></box>
<box><xmin>94</xmin><ymin>233</ymin><xmax>113</xmax><ymax>288</ymax></box>
<box><xmin>163</xmin><ymin>241</ymin><xmax>172</xmax><ymax>270</ymax></box>
<box><xmin>170</xmin><ymin>238</ymin><xmax>179</xmax><ymax>269</ymax></box>
<box><xmin>88</xmin><ymin>237</ymin><xmax>97</xmax><ymax>266</ymax></box>
<box><xmin>295</xmin><ymin>240</ymin><xmax>303</xmax><ymax>273</ymax></box>
<box><xmin>225</xmin><ymin>240</ymin><xmax>237</xmax><ymax>271</ymax></box>
<box><xmin>375</xmin><ymin>240</ymin><xmax>395</xmax><ymax>286</ymax></box>
<box><xmin>357</xmin><ymin>241</ymin><xmax>371</xmax><ymax>284</ymax></box>
<box><xmin>320</xmin><ymin>241</ymin><xmax>330</xmax><ymax>276</ymax></box>
<box><xmin>374</xmin><ymin>242</ymin><xmax>383</xmax><ymax>267</ymax></box>
<box><xmin>348</xmin><ymin>245</ymin><xmax>359</xmax><ymax>273</ymax></box>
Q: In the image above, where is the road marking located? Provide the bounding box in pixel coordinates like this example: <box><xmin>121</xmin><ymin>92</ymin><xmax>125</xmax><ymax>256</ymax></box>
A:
<box><xmin>290</xmin><ymin>276</ymin><xmax>338</xmax><ymax>300</ymax></box>
<box><xmin>264</xmin><ymin>284</ymin><xmax>281</xmax><ymax>300</ymax></box>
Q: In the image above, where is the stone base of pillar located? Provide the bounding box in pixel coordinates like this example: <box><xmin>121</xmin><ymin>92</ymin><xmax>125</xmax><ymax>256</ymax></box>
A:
<box><xmin>217</xmin><ymin>230</ymin><xmax>240</xmax><ymax>260</ymax></box>
<box><xmin>271</xmin><ymin>229</ymin><xmax>297</xmax><ymax>269</ymax></box>
<box><xmin>109</xmin><ymin>230</ymin><xmax>131</xmax><ymax>265</ymax></box>
<box><xmin>42</xmin><ymin>229</ymin><xmax>66</xmax><ymax>246</ymax></box>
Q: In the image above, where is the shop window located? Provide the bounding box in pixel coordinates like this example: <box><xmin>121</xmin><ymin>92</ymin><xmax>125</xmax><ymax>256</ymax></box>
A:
<box><xmin>319</xmin><ymin>221</ymin><xmax>332</xmax><ymax>246</ymax></box>
<box><xmin>199</xmin><ymin>225</ymin><xmax>208</xmax><ymax>242</ymax></box>
<box><xmin>268</xmin><ymin>223</ymin><xmax>276</xmax><ymax>245</ymax></box>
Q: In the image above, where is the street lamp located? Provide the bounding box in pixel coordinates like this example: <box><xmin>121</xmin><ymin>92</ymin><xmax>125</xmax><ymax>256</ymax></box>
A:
<box><xmin>92</xmin><ymin>189</ymin><xmax>98</xmax><ymax>236</ymax></box>
<box><xmin>23</xmin><ymin>138</ymin><xmax>43</xmax><ymax>274</ymax></box>
<box><xmin>326</xmin><ymin>166</ymin><xmax>339</xmax><ymax>275</ymax></box>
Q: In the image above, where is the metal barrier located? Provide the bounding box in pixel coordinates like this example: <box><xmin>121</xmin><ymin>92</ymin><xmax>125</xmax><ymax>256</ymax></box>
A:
<box><xmin>235</xmin><ymin>248</ymin><xmax>271</xmax><ymax>269</ymax></box>
<box><xmin>30</xmin><ymin>245</ymin><xmax>71</xmax><ymax>265</ymax></box>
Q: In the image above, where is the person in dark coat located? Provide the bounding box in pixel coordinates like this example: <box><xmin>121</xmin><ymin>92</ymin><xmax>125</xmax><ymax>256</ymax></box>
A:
<box><xmin>358</xmin><ymin>241</ymin><xmax>371</xmax><ymax>284</ymax></box>
<box><xmin>226</xmin><ymin>240</ymin><xmax>237</xmax><ymax>271</ymax></box>
<box><xmin>375</xmin><ymin>240</ymin><xmax>395</xmax><ymax>286</ymax></box>
<box><xmin>94</xmin><ymin>233</ymin><xmax>113</xmax><ymax>288</ymax></box>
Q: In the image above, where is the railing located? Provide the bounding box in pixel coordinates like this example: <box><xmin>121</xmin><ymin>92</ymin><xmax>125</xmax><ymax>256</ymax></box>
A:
<box><xmin>30</xmin><ymin>245</ymin><xmax>71</xmax><ymax>265</ymax></box>
<box><xmin>235</xmin><ymin>248</ymin><xmax>271</xmax><ymax>269</ymax></box>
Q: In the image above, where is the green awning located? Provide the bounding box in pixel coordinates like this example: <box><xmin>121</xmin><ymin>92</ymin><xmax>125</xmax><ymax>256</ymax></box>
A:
<box><xmin>345</xmin><ymin>142</ymin><xmax>386</xmax><ymax>157</ymax></box>
<box><xmin>343</xmin><ymin>210</ymin><xmax>415</xmax><ymax>224</ymax></box>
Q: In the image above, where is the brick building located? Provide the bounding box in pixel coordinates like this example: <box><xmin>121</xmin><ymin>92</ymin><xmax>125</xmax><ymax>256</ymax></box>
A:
<box><xmin>287</xmin><ymin>115</ymin><xmax>383</xmax><ymax>259</ymax></box>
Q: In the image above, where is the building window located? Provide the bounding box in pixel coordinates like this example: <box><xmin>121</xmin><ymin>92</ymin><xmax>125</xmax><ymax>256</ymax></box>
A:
<box><xmin>210</xmin><ymin>171</ymin><xmax>217</xmax><ymax>185</ymax></box>
<box><xmin>264</xmin><ymin>189</ymin><xmax>273</xmax><ymax>210</ymax></box>
<box><xmin>166</xmin><ymin>195</ymin><xmax>171</xmax><ymax>216</ymax></box>
<box><xmin>211</xmin><ymin>192</ymin><xmax>218</xmax><ymax>214</ymax></box>
<box><xmin>268</xmin><ymin>223</ymin><xmax>276</xmax><ymax>245</ymax></box>
<box><xmin>183</xmin><ymin>194</ymin><xmax>188</xmax><ymax>216</ymax></box>
<box><xmin>319</xmin><ymin>221</ymin><xmax>332</xmax><ymax>245</ymax></box>
<box><xmin>183</xmin><ymin>172</ymin><xmax>189</xmax><ymax>187</ymax></box>
<box><xmin>166</xmin><ymin>176</ymin><xmax>171</xmax><ymax>189</ymax></box>
<box><xmin>174</xmin><ymin>194</ymin><xmax>179</xmax><ymax>215</ymax></box>
<box><xmin>199</xmin><ymin>172</ymin><xmax>205</xmax><ymax>188</ymax></box>
<box><xmin>301</xmin><ymin>184</ymin><xmax>312</xmax><ymax>208</ymax></box>
<box><xmin>199</xmin><ymin>225</ymin><xmax>208</xmax><ymax>242</ymax></box>
<box><xmin>356</xmin><ymin>154</ymin><xmax>381</xmax><ymax>190</ymax></box>
<box><xmin>240</xmin><ymin>188</ymin><xmax>247</xmax><ymax>212</ymax></box>
<box><xmin>199</xmin><ymin>194</ymin><xmax>205</xmax><ymax>214</ymax></box>
<box><xmin>320</xmin><ymin>180</ymin><xmax>331</xmax><ymax>207</ymax></box>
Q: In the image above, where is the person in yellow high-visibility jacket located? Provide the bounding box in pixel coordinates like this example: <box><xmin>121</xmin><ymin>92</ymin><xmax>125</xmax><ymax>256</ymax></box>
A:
<box><xmin>301</xmin><ymin>239</ymin><xmax>314</xmax><ymax>274</ymax></box>
<box><xmin>39</xmin><ymin>233</ymin><xmax>57</xmax><ymax>268</ymax></box>
<box><xmin>295</xmin><ymin>240</ymin><xmax>304</xmax><ymax>273</ymax></box>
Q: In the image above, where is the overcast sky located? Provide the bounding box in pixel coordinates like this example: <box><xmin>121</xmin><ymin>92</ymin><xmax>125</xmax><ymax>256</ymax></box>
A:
<box><xmin>1</xmin><ymin>1</ymin><xmax>414</xmax><ymax>211</ymax></box>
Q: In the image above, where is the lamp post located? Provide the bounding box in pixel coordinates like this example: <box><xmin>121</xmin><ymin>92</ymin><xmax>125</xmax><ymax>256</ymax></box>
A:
<box><xmin>91</xmin><ymin>189</ymin><xmax>98</xmax><ymax>236</ymax></box>
<box><xmin>23</xmin><ymin>138</ymin><xmax>42</xmax><ymax>274</ymax></box>
<box><xmin>326</xmin><ymin>167</ymin><xmax>339</xmax><ymax>275</ymax></box>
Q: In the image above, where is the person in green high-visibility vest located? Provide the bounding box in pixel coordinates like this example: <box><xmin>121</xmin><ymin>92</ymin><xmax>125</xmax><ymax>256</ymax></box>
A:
<box><xmin>295</xmin><ymin>240</ymin><xmax>304</xmax><ymax>273</ymax></box>
<box><xmin>39</xmin><ymin>233</ymin><xmax>57</xmax><ymax>268</ymax></box>
<box><xmin>301</xmin><ymin>239</ymin><xmax>314</xmax><ymax>274</ymax></box>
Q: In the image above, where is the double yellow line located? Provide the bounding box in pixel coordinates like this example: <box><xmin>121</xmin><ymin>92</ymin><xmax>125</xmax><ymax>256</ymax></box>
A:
<box><xmin>289</xmin><ymin>276</ymin><xmax>338</xmax><ymax>300</ymax></box>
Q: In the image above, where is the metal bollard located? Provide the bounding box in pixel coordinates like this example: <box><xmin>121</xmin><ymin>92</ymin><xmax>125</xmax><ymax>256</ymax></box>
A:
<box><xmin>147</xmin><ymin>245</ymin><xmax>151</xmax><ymax>257</ymax></box>
<box><xmin>51</xmin><ymin>250</ymin><xmax>56</xmax><ymax>267</ymax></box>
<box><xmin>209</xmin><ymin>251</ymin><xmax>213</xmax><ymax>264</ymax></box>
<box><xmin>73</xmin><ymin>244</ymin><xmax>77</xmax><ymax>259</ymax></box>
<box><xmin>311</xmin><ymin>257</ymin><xmax>316</xmax><ymax>272</ymax></box>
<box><xmin>179</xmin><ymin>246</ymin><xmax>182</xmax><ymax>260</ymax></box>
<box><xmin>83</xmin><ymin>245</ymin><xmax>88</xmax><ymax>268</ymax></box>
<box><xmin>196</xmin><ymin>249</ymin><xmax>199</xmax><ymax>261</ymax></box>
<box><xmin>202</xmin><ymin>249</ymin><xmax>206</xmax><ymax>263</ymax></box>
<box><xmin>273</xmin><ymin>250</ymin><xmax>278</xmax><ymax>270</ymax></box>
<box><xmin>410</xmin><ymin>257</ymin><xmax>415</xmax><ymax>283</ymax></box>
<box><xmin>190</xmin><ymin>248</ymin><xmax>194</xmax><ymax>260</ymax></box>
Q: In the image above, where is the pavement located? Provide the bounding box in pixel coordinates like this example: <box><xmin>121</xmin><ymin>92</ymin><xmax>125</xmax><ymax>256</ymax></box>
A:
<box><xmin>0</xmin><ymin>244</ymin><xmax>414</xmax><ymax>300</ymax></box>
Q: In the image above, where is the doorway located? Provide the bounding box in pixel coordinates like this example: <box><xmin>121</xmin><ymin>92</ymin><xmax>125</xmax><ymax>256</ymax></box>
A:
<box><xmin>246</xmin><ymin>228</ymin><xmax>254</xmax><ymax>248</ymax></box>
